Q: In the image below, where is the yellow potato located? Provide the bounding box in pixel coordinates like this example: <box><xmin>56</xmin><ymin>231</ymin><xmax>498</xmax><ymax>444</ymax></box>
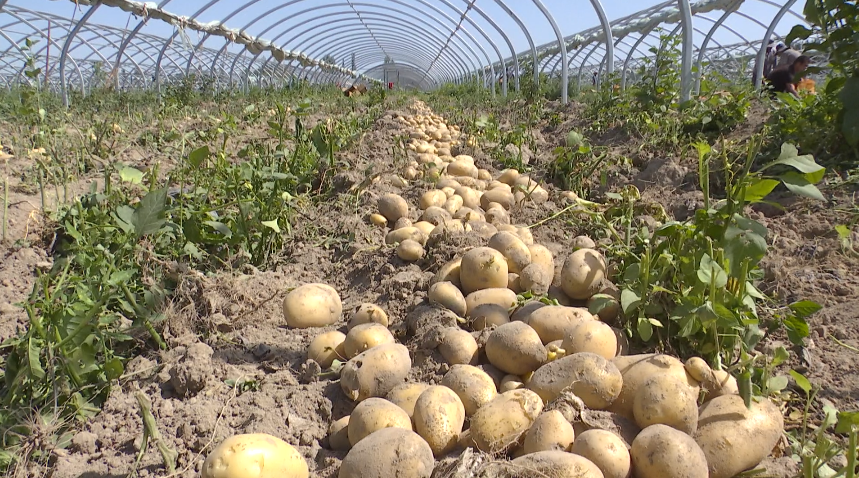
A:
<box><xmin>283</xmin><ymin>283</ymin><xmax>342</xmax><ymax>329</ymax></box>
<box><xmin>328</xmin><ymin>416</ymin><xmax>351</xmax><ymax>451</ymax></box>
<box><xmin>519</xmin><ymin>263</ymin><xmax>552</xmax><ymax>295</ymax></box>
<box><xmin>397</xmin><ymin>239</ymin><xmax>425</xmax><ymax>261</ymax></box>
<box><xmin>420</xmin><ymin>206</ymin><xmax>452</xmax><ymax>225</ymax></box>
<box><xmin>480</xmin><ymin>188</ymin><xmax>515</xmax><ymax>210</ymax></box>
<box><xmin>609</xmin><ymin>354</ymin><xmax>700</xmax><ymax>420</ymax></box>
<box><xmin>348</xmin><ymin>398</ymin><xmax>413</xmax><ymax>446</ymax></box>
<box><xmin>469</xmin><ymin>389</ymin><xmax>544</xmax><ymax>454</ymax></box>
<box><xmin>528</xmin><ymin>352</ymin><xmax>623</xmax><ymax>409</ymax></box>
<box><xmin>438</xmin><ymin>327</ymin><xmax>478</xmax><ymax>365</ymax></box>
<box><xmin>203</xmin><ymin>433</ymin><xmax>308</xmax><ymax>478</ymax></box>
<box><xmin>341</xmin><ymin>343</ymin><xmax>412</xmax><ymax>402</ymax></box>
<box><xmin>343</xmin><ymin>323</ymin><xmax>395</xmax><ymax>359</ymax></box>
<box><xmin>523</xmin><ymin>410</ymin><xmax>576</xmax><ymax>453</ymax></box>
<box><xmin>571</xmin><ymin>430</ymin><xmax>631</xmax><ymax>478</ymax></box>
<box><xmin>308</xmin><ymin>331</ymin><xmax>346</xmax><ymax>369</ymax></box>
<box><xmin>338</xmin><ymin>428</ymin><xmax>434</xmax><ymax>478</ymax></box>
<box><xmin>498</xmin><ymin>169</ymin><xmax>520</xmax><ymax>185</ymax></box>
<box><xmin>369</xmin><ymin>214</ymin><xmax>387</xmax><ymax>227</ymax></box>
<box><xmin>464</xmin><ymin>288</ymin><xmax>517</xmax><ymax>317</ymax></box>
<box><xmin>631</xmin><ymin>424</ymin><xmax>708</xmax><ymax>478</ymax></box>
<box><xmin>419</xmin><ymin>190</ymin><xmax>447</xmax><ymax>210</ymax></box>
<box><xmin>413</xmin><ymin>386</ymin><xmax>466</xmax><ymax>456</ymax></box>
<box><xmin>526</xmin><ymin>305</ymin><xmax>594</xmax><ymax>344</ymax></box>
<box><xmin>485</xmin><ymin>322</ymin><xmax>547</xmax><ymax>375</ymax></box>
<box><xmin>468</xmin><ymin>303</ymin><xmax>510</xmax><ymax>331</ymax></box>
<box><xmin>564</xmin><ymin>320</ymin><xmax>618</xmax><ymax>360</ymax></box>
<box><xmin>508</xmin><ymin>451</ymin><xmax>603</xmax><ymax>477</ymax></box>
<box><xmin>386</xmin><ymin>383</ymin><xmax>430</xmax><ymax>418</ymax></box>
<box><xmin>432</xmin><ymin>258</ymin><xmax>461</xmax><ymax>288</ymax></box>
<box><xmin>561</xmin><ymin>248</ymin><xmax>607</xmax><ymax>300</ymax></box>
<box><xmin>385</xmin><ymin>227</ymin><xmax>427</xmax><ymax>246</ymax></box>
<box><xmin>413</xmin><ymin>221</ymin><xmax>436</xmax><ymax>237</ymax></box>
<box><xmin>633</xmin><ymin>374</ymin><xmax>699</xmax><ymax>434</ymax></box>
<box><xmin>377</xmin><ymin>193</ymin><xmax>409</xmax><ymax>223</ymax></box>
<box><xmin>460</xmin><ymin>247</ymin><xmax>508</xmax><ymax>294</ymax></box>
<box><xmin>348</xmin><ymin>303</ymin><xmax>389</xmax><ymax>329</ymax></box>
<box><xmin>428</xmin><ymin>281</ymin><xmax>467</xmax><ymax>317</ymax></box>
<box><xmin>440</xmin><ymin>364</ymin><xmax>497</xmax><ymax>416</ymax></box>
<box><xmin>488</xmin><ymin>231</ymin><xmax>532</xmax><ymax>274</ymax></box>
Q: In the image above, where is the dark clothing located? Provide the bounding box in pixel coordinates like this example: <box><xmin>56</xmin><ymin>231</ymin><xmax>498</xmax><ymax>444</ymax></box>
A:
<box><xmin>766</xmin><ymin>66</ymin><xmax>797</xmax><ymax>94</ymax></box>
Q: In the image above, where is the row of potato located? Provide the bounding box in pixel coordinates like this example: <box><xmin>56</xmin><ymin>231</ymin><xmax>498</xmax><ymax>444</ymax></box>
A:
<box><xmin>200</xmin><ymin>102</ymin><xmax>785</xmax><ymax>478</ymax></box>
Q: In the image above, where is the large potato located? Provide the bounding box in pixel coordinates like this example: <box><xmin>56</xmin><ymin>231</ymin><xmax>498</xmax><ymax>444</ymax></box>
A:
<box><xmin>343</xmin><ymin>323</ymin><xmax>395</xmax><ymax>359</ymax></box>
<box><xmin>528</xmin><ymin>352</ymin><xmax>622</xmax><ymax>409</ymax></box>
<box><xmin>633</xmin><ymin>374</ymin><xmax>699</xmax><ymax>434</ymax></box>
<box><xmin>308</xmin><ymin>331</ymin><xmax>346</xmax><ymax>369</ymax></box>
<box><xmin>480</xmin><ymin>188</ymin><xmax>515</xmax><ymax>210</ymax></box>
<box><xmin>631</xmin><ymin>424</ymin><xmax>708</xmax><ymax>478</ymax></box>
<box><xmin>438</xmin><ymin>327</ymin><xmax>478</xmax><ymax>365</ymax></box>
<box><xmin>460</xmin><ymin>247</ymin><xmax>508</xmax><ymax>294</ymax></box>
<box><xmin>378</xmin><ymin>193</ymin><xmax>409</xmax><ymax>223</ymax></box>
<box><xmin>509</xmin><ymin>451</ymin><xmax>604</xmax><ymax>478</ymax></box>
<box><xmin>488</xmin><ymin>231</ymin><xmax>531</xmax><ymax>274</ymax></box>
<box><xmin>519</xmin><ymin>263</ymin><xmax>552</xmax><ymax>295</ymax></box>
<box><xmin>283</xmin><ymin>283</ymin><xmax>342</xmax><ymax>328</ymax></box>
<box><xmin>485</xmin><ymin>322</ymin><xmax>547</xmax><ymax>375</ymax></box>
<box><xmin>386</xmin><ymin>383</ymin><xmax>430</xmax><ymax>418</ymax></box>
<box><xmin>510</xmin><ymin>301</ymin><xmax>546</xmax><ymax>322</ymax></box>
<box><xmin>464</xmin><ymin>288</ymin><xmax>517</xmax><ymax>317</ymax></box>
<box><xmin>526</xmin><ymin>306</ymin><xmax>594</xmax><ymax>344</ymax></box>
<box><xmin>564</xmin><ymin>320</ymin><xmax>618</xmax><ymax>360</ymax></box>
<box><xmin>428</xmin><ymin>281</ymin><xmax>466</xmax><ymax>317</ymax></box>
<box><xmin>421</xmin><ymin>206</ymin><xmax>452</xmax><ymax>225</ymax></box>
<box><xmin>469</xmin><ymin>303</ymin><xmax>510</xmax><ymax>331</ymax></box>
<box><xmin>523</xmin><ymin>410</ymin><xmax>576</xmax><ymax>453</ymax></box>
<box><xmin>561</xmin><ymin>248</ymin><xmax>607</xmax><ymax>300</ymax></box>
<box><xmin>341</xmin><ymin>343</ymin><xmax>411</xmax><ymax>402</ymax></box>
<box><xmin>348</xmin><ymin>398</ymin><xmax>413</xmax><ymax>446</ymax></box>
<box><xmin>338</xmin><ymin>428</ymin><xmax>434</xmax><ymax>478</ymax></box>
<box><xmin>203</xmin><ymin>433</ymin><xmax>308</xmax><ymax>478</ymax></box>
<box><xmin>420</xmin><ymin>190</ymin><xmax>447</xmax><ymax>210</ymax></box>
<box><xmin>348</xmin><ymin>303</ymin><xmax>389</xmax><ymax>329</ymax></box>
<box><xmin>609</xmin><ymin>354</ymin><xmax>699</xmax><ymax>419</ymax></box>
<box><xmin>469</xmin><ymin>389</ymin><xmax>544</xmax><ymax>454</ymax></box>
<box><xmin>694</xmin><ymin>395</ymin><xmax>784</xmax><ymax>478</ymax></box>
<box><xmin>571</xmin><ymin>430</ymin><xmax>631</xmax><ymax>478</ymax></box>
<box><xmin>440</xmin><ymin>364</ymin><xmax>497</xmax><ymax>416</ymax></box>
<box><xmin>413</xmin><ymin>386</ymin><xmax>466</xmax><ymax>456</ymax></box>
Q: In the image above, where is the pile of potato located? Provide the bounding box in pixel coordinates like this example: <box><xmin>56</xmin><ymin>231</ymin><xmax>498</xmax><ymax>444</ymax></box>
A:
<box><xmin>201</xmin><ymin>102</ymin><xmax>786</xmax><ymax>478</ymax></box>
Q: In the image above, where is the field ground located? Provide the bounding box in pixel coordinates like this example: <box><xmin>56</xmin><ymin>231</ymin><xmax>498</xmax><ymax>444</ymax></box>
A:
<box><xmin>0</xmin><ymin>89</ymin><xmax>857</xmax><ymax>478</ymax></box>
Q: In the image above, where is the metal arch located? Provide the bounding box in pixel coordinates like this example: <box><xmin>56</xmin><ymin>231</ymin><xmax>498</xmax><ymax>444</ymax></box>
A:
<box><xmin>678</xmin><ymin>0</ymin><xmax>694</xmax><ymax>102</ymax></box>
<box><xmin>0</xmin><ymin>30</ymin><xmax>48</xmax><ymax>87</ymax></box>
<box><xmin>621</xmin><ymin>30</ymin><xmax>659</xmax><ymax>89</ymax></box>
<box><xmin>363</xmin><ymin>61</ymin><xmax>440</xmax><ymax>88</ymax></box>
<box><xmin>59</xmin><ymin>1</ymin><xmax>99</xmax><ymax>106</ymax></box>
<box><xmin>530</xmin><ymin>0</ymin><xmax>568</xmax><ymax>103</ymax></box>
<box><xmin>486</xmin><ymin>0</ymin><xmax>539</xmax><ymax>91</ymax></box>
<box><xmin>753</xmin><ymin>0</ymin><xmax>800</xmax><ymax>90</ymax></box>
<box><xmin>111</xmin><ymin>0</ymin><xmax>173</xmax><ymax>90</ymax></box>
<box><xmin>589</xmin><ymin>0</ymin><xmax>615</xmax><ymax>79</ymax></box>
<box><xmin>695</xmin><ymin>0</ymin><xmax>742</xmax><ymax>94</ymax></box>
<box><xmin>0</xmin><ymin>15</ymin><xmax>86</xmax><ymax>90</ymax></box>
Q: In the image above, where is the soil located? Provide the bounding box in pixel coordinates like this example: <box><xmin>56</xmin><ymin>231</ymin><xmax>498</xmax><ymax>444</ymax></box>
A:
<box><xmin>0</xmin><ymin>96</ymin><xmax>857</xmax><ymax>478</ymax></box>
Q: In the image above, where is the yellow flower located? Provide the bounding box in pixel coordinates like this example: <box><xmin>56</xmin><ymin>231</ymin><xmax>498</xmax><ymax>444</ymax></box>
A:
<box><xmin>27</xmin><ymin>147</ymin><xmax>47</xmax><ymax>158</ymax></box>
<box><xmin>112</xmin><ymin>123</ymin><xmax>124</xmax><ymax>134</ymax></box>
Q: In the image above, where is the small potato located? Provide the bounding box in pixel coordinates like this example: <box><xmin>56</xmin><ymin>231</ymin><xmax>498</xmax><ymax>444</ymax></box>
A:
<box><xmin>420</xmin><ymin>206</ymin><xmax>452</xmax><ymax>225</ymax></box>
<box><xmin>528</xmin><ymin>352</ymin><xmax>623</xmax><ymax>409</ymax></box>
<box><xmin>465</xmin><ymin>288</ymin><xmax>517</xmax><ymax>317</ymax></box>
<box><xmin>695</xmin><ymin>395</ymin><xmax>785</xmax><ymax>478</ymax></box>
<box><xmin>509</xmin><ymin>451</ymin><xmax>603</xmax><ymax>478</ymax></box>
<box><xmin>468</xmin><ymin>220</ymin><xmax>497</xmax><ymax>239</ymax></box>
<box><xmin>470</xmin><ymin>389</ymin><xmax>544</xmax><ymax>454</ymax></box>
<box><xmin>499</xmin><ymin>374</ymin><xmax>525</xmax><ymax>392</ymax></box>
<box><xmin>631</xmin><ymin>424</ymin><xmax>708</xmax><ymax>478</ymax></box>
<box><xmin>413</xmin><ymin>221</ymin><xmax>436</xmax><ymax>237</ymax></box>
<box><xmin>378</xmin><ymin>193</ymin><xmax>409</xmax><ymax>223</ymax></box>
<box><xmin>397</xmin><ymin>239</ymin><xmax>425</xmax><ymax>261</ymax></box>
<box><xmin>561</xmin><ymin>248</ymin><xmax>607</xmax><ymax>300</ymax></box>
<box><xmin>488</xmin><ymin>231</ymin><xmax>532</xmax><ymax>274</ymax></box>
<box><xmin>283</xmin><ymin>283</ymin><xmax>342</xmax><ymax>329</ymax></box>
<box><xmin>528</xmin><ymin>244</ymin><xmax>555</xmax><ymax>276</ymax></box>
<box><xmin>455</xmin><ymin>187</ymin><xmax>481</xmax><ymax>209</ymax></box>
<box><xmin>393</xmin><ymin>217</ymin><xmax>412</xmax><ymax>230</ymax></box>
<box><xmin>447</xmin><ymin>159</ymin><xmax>478</xmax><ymax>178</ymax></box>
<box><xmin>386</xmin><ymin>383</ymin><xmax>430</xmax><ymax>418</ymax></box>
<box><xmin>480</xmin><ymin>188</ymin><xmax>515</xmax><ymax>210</ymax></box>
<box><xmin>432</xmin><ymin>258</ymin><xmax>462</xmax><ymax>288</ymax></box>
<box><xmin>341</xmin><ymin>343</ymin><xmax>412</xmax><ymax>402</ymax></box>
<box><xmin>485</xmin><ymin>322</ymin><xmax>547</xmax><ymax>375</ymax></box>
<box><xmin>308</xmin><ymin>331</ymin><xmax>346</xmax><ymax>369</ymax></box>
<box><xmin>516</xmin><ymin>227</ymin><xmax>535</xmax><ymax>245</ymax></box>
<box><xmin>203</xmin><ymin>433</ymin><xmax>308</xmax><ymax>478</ymax></box>
<box><xmin>441</xmin><ymin>364</ymin><xmax>497</xmax><ymax>416</ymax></box>
<box><xmin>633</xmin><ymin>374</ymin><xmax>699</xmax><ymax>434</ymax></box>
<box><xmin>588</xmin><ymin>282</ymin><xmax>621</xmax><ymax>323</ymax></box>
<box><xmin>571</xmin><ymin>430</ymin><xmax>631</xmax><ymax>478</ymax></box>
<box><xmin>564</xmin><ymin>320</ymin><xmax>618</xmax><ymax>360</ymax></box>
<box><xmin>478</xmin><ymin>169</ymin><xmax>492</xmax><ymax>181</ymax></box>
<box><xmin>469</xmin><ymin>303</ymin><xmax>510</xmax><ymax>331</ymax></box>
<box><xmin>420</xmin><ymin>190</ymin><xmax>447</xmax><ymax>210</ymax></box>
<box><xmin>443</xmin><ymin>195</ymin><xmax>464</xmax><ymax>215</ymax></box>
<box><xmin>344</xmin><ymin>323</ymin><xmax>395</xmax><ymax>359</ymax></box>
<box><xmin>485</xmin><ymin>207</ymin><xmax>510</xmax><ymax>226</ymax></box>
<box><xmin>523</xmin><ymin>410</ymin><xmax>576</xmax><ymax>453</ymax></box>
<box><xmin>338</xmin><ymin>428</ymin><xmax>434</xmax><ymax>478</ymax></box>
<box><xmin>385</xmin><ymin>227</ymin><xmax>427</xmax><ymax>246</ymax></box>
<box><xmin>571</xmin><ymin>235</ymin><xmax>597</xmax><ymax>250</ymax></box>
<box><xmin>428</xmin><ymin>281</ymin><xmax>467</xmax><ymax>317</ymax></box>
<box><xmin>438</xmin><ymin>327</ymin><xmax>478</xmax><ymax>365</ymax></box>
<box><xmin>429</xmin><ymin>220</ymin><xmax>467</xmax><ymax>238</ymax></box>
<box><xmin>684</xmin><ymin>357</ymin><xmax>712</xmax><ymax>383</ymax></box>
<box><xmin>507</xmin><ymin>273</ymin><xmax>523</xmax><ymax>294</ymax></box>
<box><xmin>413</xmin><ymin>386</ymin><xmax>466</xmax><ymax>456</ymax></box>
<box><xmin>369</xmin><ymin>214</ymin><xmax>387</xmax><ymax>227</ymax></box>
<box><xmin>498</xmin><ymin>169</ymin><xmax>520</xmax><ymax>185</ymax></box>
<box><xmin>328</xmin><ymin>416</ymin><xmax>351</xmax><ymax>451</ymax></box>
<box><xmin>519</xmin><ymin>263</ymin><xmax>552</xmax><ymax>295</ymax></box>
<box><xmin>609</xmin><ymin>354</ymin><xmax>700</xmax><ymax>420</ymax></box>
<box><xmin>704</xmin><ymin>369</ymin><xmax>739</xmax><ymax>401</ymax></box>
<box><xmin>460</xmin><ymin>247</ymin><xmax>508</xmax><ymax>294</ymax></box>
<box><xmin>526</xmin><ymin>306</ymin><xmax>594</xmax><ymax>344</ymax></box>
<box><xmin>348</xmin><ymin>398</ymin><xmax>413</xmax><ymax>446</ymax></box>
<box><xmin>348</xmin><ymin>303</ymin><xmax>389</xmax><ymax>329</ymax></box>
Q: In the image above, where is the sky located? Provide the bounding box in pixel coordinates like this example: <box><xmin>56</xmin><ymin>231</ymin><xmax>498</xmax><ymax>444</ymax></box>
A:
<box><xmin>1</xmin><ymin>0</ymin><xmax>808</xmax><ymax>78</ymax></box>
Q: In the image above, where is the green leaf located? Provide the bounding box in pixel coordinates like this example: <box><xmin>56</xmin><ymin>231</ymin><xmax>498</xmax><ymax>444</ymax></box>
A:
<box><xmin>785</xmin><ymin>24</ymin><xmax>814</xmax><ymax>43</ymax></box>
<box><xmin>745</xmin><ymin>179</ymin><xmax>780</xmax><ymax>203</ymax></box>
<box><xmin>779</xmin><ymin>172</ymin><xmax>825</xmax><ymax>201</ymax></box>
<box><xmin>697</xmin><ymin>254</ymin><xmax>728</xmax><ymax>288</ymax></box>
<box><xmin>114</xmin><ymin>205</ymin><xmax>135</xmax><ymax>233</ymax></box>
<box><xmin>637</xmin><ymin>318</ymin><xmax>653</xmax><ymax>342</ymax></box>
<box><xmin>835</xmin><ymin>412</ymin><xmax>859</xmax><ymax>434</ymax></box>
<box><xmin>119</xmin><ymin>166</ymin><xmax>144</xmax><ymax>184</ymax></box>
<box><xmin>132</xmin><ymin>188</ymin><xmax>168</xmax><ymax>238</ymax></box>
<box><xmin>842</xmin><ymin>108</ymin><xmax>859</xmax><ymax>148</ymax></box>
<box><xmin>838</xmin><ymin>76</ymin><xmax>859</xmax><ymax>111</ymax></box>
<box><xmin>772</xmin><ymin>346</ymin><xmax>790</xmax><ymax>367</ymax></box>
<box><xmin>187</xmin><ymin>146</ymin><xmax>210</xmax><ymax>169</ymax></box>
<box><xmin>205</xmin><ymin>220</ymin><xmax>233</xmax><ymax>238</ymax></box>
<box><xmin>623</xmin><ymin>263</ymin><xmax>641</xmax><ymax>282</ymax></box>
<box><xmin>261</xmin><ymin>220</ymin><xmax>281</xmax><ymax>233</ymax></box>
<box><xmin>784</xmin><ymin>315</ymin><xmax>810</xmax><ymax>345</ymax></box>
<box><xmin>620</xmin><ymin>289</ymin><xmax>641</xmax><ymax>316</ymax></box>
<box><xmin>588</xmin><ymin>293</ymin><xmax>618</xmax><ymax>316</ymax></box>
<box><xmin>28</xmin><ymin>336</ymin><xmax>45</xmax><ymax>380</ymax></box>
<box><xmin>767</xmin><ymin>375</ymin><xmax>789</xmax><ymax>392</ymax></box>
<box><xmin>835</xmin><ymin>224</ymin><xmax>851</xmax><ymax>239</ymax></box>
<box><xmin>723</xmin><ymin>227</ymin><xmax>767</xmax><ymax>275</ymax></box>
<box><xmin>789</xmin><ymin>370</ymin><xmax>812</xmax><ymax>394</ymax></box>
<box><xmin>761</xmin><ymin>143</ymin><xmax>825</xmax><ymax>175</ymax></box>
<box><xmin>104</xmin><ymin>358</ymin><xmax>124</xmax><ymax>380</ymax></box>
<box><xmin>789</xmin><ymin>300</ymin><xmax>823</xmax><ymax>318</ymax></box>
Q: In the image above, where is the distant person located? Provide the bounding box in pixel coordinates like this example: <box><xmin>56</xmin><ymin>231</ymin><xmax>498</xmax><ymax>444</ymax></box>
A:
<box><xmin>766</xmin><ymin>55</ymin><xmax>811</xmax><ymax>99</ymax></box>
<box><xmin>775</xmin><ymin>42</ymin><xmax>802</xmax><ymax>68</ymax></box>
<box><xmin>753</xmin><ymin>40</ymin><xmax>777</xmax><ymax>86</ymax></box>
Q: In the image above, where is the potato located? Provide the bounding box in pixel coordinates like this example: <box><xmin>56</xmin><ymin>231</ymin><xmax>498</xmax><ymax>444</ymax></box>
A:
<box><xmin>498</xmin><ymin>169</ymin><xmax>520</xmax><ymax>185</ymax></box>
<box><xmin>510</xmin><ymin>300</ymin><xmax>546</xmax><ymax>322</ymax></box>
<box><xmin>460</xmin><ymin>247</ymin><xmax>508</xmax><ymax>294</ymax></box>
<box><xmin>344</xmin><ymin>323</ymin><xmax>395</xmax><ymax>359</ymax></box>
<box><xmin>283</xmin><ymin>283</ymin><xmax>342</xmax><ymax>328</ymax></box>
<box><xmin>386</xmin><ymin>383</ymin><xmax>430</xmax><ymax>418</ymax></box>
<box><xmin>308</xmin><ymin>331</ymin><xmax>346</xmax><ymax>369</ymax></box>
<box><xmin>571</xmin><ymin>235</ymin><xmax>597</xmax><ymax>250</ymax></box>
<box><xmin>420</xmin><ymin>190</ymin><xmax>447</xmax><ymax>210</ymax></box>
<box><xmin>631</xmin><ymin>424</ymin><xmax>708</xmax><ymax>478</ymax></box>
<box><xmin>348</xmin><ymin>303</ymin><xmax>389</xmax><ymax>329</ymax></box>
<box><xmin>420</xmin><ymin>206</ymin><xmax>452</xmax><ymax>225</ymax></box>
<box><xmin>695</xmin><ymin>395</ymin><xmax>784</xmax><ymax>478</ymax></box>
<box><xmin>588</xmin><ymin>282</ymin><xmax>621</xmax><ymax>323</ymax></box>
<box><xmin>523</xmin><ymin>410</ymin><xmax>576</xmax><ymax>453</ymax></box>
<box><xmin>428</xmin><ymin>281</ymin><xmax>467</xmax><ymax>317</ymax></box>
<box><xmin>469</xmin><ymin>389</ymin><xmax>544</xmax><ymax>454</ymax></box>
<box><xmin>385</xmin><ymin>227</ymin><xmax>427</xmax><ymax>246</ymax></box>
<box><xmin>499</xmin><ymin>374</ymin><xmax>525</xmax><ymax>392</ymax></box>
<box><xmin>441</xmin><ymin>364</ymin><xmax>497</xmax><ymax>416</ymax></box>
<box><xmin>469</xmin><ymin>303</ymin><xmax>510</xmax><ymax>331</ymax></box>
<box><xmin>338</xmin><ymin>428</ymin><xmax>434</xmax><ymax>478</ymax></box>
<box><xmin>378</xmin><ymin>194</ymin><xmax>409</xmax><ymax>223</ymax></box>
<box><xmin>507</xmin><ymin>273</ymin><xmax>523</xmax><ymax>294</ymax></box>
<box><xmin>430</xmin><ymin>219</ymin><xmax>467</xmax><ymax>237</ymax></box>
<box><xmin>202</xmin><ymin>433</ymin><xmax>308</xmax><ymax>478</ymax></box>
<box><xmin>341</xmin><ymin>343</ymin><xmax>411</xmax><ymax>402</ymax></box>
<box><xmin>433</xmin><ymin>258</ymin><xmax>461</xmax><ymax>288</ymax></box>
<box><xmin>348</xmin><ymin>398</ymin><xmax>413</xmax><ymax>446</ymax></box>
<box><xmin>704</xmin><ymin>369</ymin><xmax>739</xmax><ymax>401</ymax></box>
<box><xmin>561</xmin><ymin>248</ymin><xmax>607</xmax><ymax>300</ymax></box>
<box><xmin>564</xmin><ymin>320</ymin><xmax>618</xmax><ymax>360</ymax></box>
<box><xmin>528</xmin><ymin>352</ymin><xmax>623</xmax><ymax>409</ymax></box>
<box><xmin>455</xmin><ymin>186</ymin><xmax>481</xmax><ymax>209</ymax></box>
<box><xmin>480</xmin><ymin>188</ymin><xmax>515</xmax><ymax>210</ymax></box>
<box><xmin>609</xmin><ymin>354</ymin><xmax>700</xmax><ymax>419</ymax></box>
<box><xmin>485</xmin><ymin>322</ymin><xmax>547</xmax><ymax>375</ymax></box>
<box><xmin>526</xmin><ymin>306</ymin><xmax>594</xmax><ymax>344</ymax></box>
<box><xmin>488</xmin><ymin>231</ymin><xmax>532</xmax><ymax>274</ymax></box>
<box><xmin>519</xmin><ymin>263</ymin><xmax>552</xmax><ymax>295</ymax></box>
<box><xmin>509</xmin><ymin>451</ymin><xmax>604</xmax><ymax>478</ymax></box>
<box><xmin>393</xmin><ymin>217</ymin><xmax>412</xmax><ymax>230</ymax></box>
<box><xmin>328</xmin><ymin>416</ymin><xmax>351</xmax><ymax>451</ymax></box>
<box><xmin>465</xmin><ymin>288</ymin><xmax>517</xmax><ymax>317</ymax></box>
<box><xmin>438</xmin><ymin>327</ymin><xmax>478</xmax><ymax>365</ymax></box>
<box><xmin>571</xmin><ymin>430</ymin><xmax>631</xmax><ymax>478</ymax></box>
<box><xmin>633</xmin><ymin>374</ymin><xmax>699</xmax><ymax>434</ymax></box>
<box><xmin>397</xmin><ymin>239</ymin><xmax>425</xmax><ymax>261</ymax></box>
<box><xmin>528</xmin><ymin>244</ymin><xmax>555</xmax><ymax>275</ymax></box>
<box><xmin>485</xmin><ymin>207</ymin><xmax>510</xmax><ymax>226</ymax></box>
<box><xmin>412</xmin><ymin>386</ymin><xmax>466</xmax><ymax>456</ymax></box>
<box><xmin>442</xmin><ymin>195</ymin><xmax>464</xmax><ymax>215</ymax></box>
<box><xmin>369</xmin><ymin>214</ymin><xmax>387</xmax><ymax>227</ymax></box>
<box><xmin>516</xmin><ymin>227</ymin><xmax>535</xmax><ymax>245</ymax></box>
